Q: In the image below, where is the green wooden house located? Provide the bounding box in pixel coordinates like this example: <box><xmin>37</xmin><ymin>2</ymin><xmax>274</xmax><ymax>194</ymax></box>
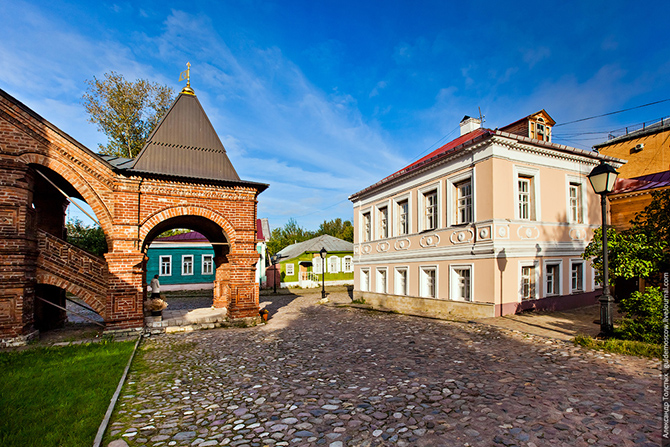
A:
<box><xmin>276</xmin><ymin>234</ymin><xmax>354</xmax><ymax>288</ymax></box>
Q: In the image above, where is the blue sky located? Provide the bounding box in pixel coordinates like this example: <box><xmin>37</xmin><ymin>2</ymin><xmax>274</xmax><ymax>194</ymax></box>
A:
<box><xmin>1</xmin><ymin>1</ymin><xmax>669</xmax><ymax>232</ymax></box>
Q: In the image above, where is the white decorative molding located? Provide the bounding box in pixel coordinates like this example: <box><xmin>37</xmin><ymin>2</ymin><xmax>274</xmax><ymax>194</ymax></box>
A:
<box><xmin>361</xmin><ymin>244</ymin><xmax>372</xmax><ymax>254</ymax></box>
<box><xmin>354</xmin><ymin>245</ymin><xmax>359</xmax><ymax>255</ymax></box>
<box><xmin>419</xmin><ymin>234</ymin><xmax>440</xmax><ymax>248</ymax></box>
<box><xmin>450</xmin><ymin>229</ymin><xmax>474</xmax><ymax>244</ymax></box>
<box><xmin>517</xmin><ymin>226</ymin><xmax>539</xmax><ymax>240</ymax></box>
<box><xmin>394</xmin><ymin>238</ymin><xmax>411</xmax><ymax>251</ymax></box>
<box><xmin>569</xmin><ymin>228</ymin><xmax>586</xmax><ymax>241</ymax></box>
<box><xmin>477</xmin><ymin>225</ymin><xmax>491</xmax><ymax>241</ymax></box>
<box><xmin>376</xmin><ymin>241</ymin><xmax>390</xmax><ymax>253</ymax></box>
<box><xmin>496</xmin><ymin>225</ymin><xmax>509</xmax><ymax>239</ymax></box>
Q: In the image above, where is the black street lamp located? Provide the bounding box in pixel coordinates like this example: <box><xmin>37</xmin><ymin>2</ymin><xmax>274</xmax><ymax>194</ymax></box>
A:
<box><xmin>319</xmin><ymin>247</ymin><xmax>327</xmax><ymax>299</ymax></box>
<box><xmin>587</xmin><ymin>161</ymin><xmax>619</xmax><ymax>337</ymax></box>
<box><xmin>271</xmin><ymin>255</ymin><xmax>278</xmax><ymax>294</ymax></box>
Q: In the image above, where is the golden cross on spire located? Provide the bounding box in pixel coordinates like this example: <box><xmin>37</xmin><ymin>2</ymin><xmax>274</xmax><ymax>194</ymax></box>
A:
<box><xmin>179</xmin><ymin>62</ymin><xmax>194</xmax><ymax>95</ymax></box>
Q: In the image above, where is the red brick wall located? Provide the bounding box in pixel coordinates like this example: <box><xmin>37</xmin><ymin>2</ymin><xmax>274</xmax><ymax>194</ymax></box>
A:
<box><xmin>1</xmin><ymin>90</ymin><xmax>262</xmax><ymax>340</ymax></box>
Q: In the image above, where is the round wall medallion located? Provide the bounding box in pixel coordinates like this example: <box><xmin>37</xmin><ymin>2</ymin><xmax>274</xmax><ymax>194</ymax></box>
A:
<box><xmin>457</xmin><ymin>232</ymin><xmax>466</xmax><ymax>241</ymax></box>
<box><xmin>479</xmin><ymin>228</ymin><xmax>489</xmax><ymax>239</ymax></box>
<box><xmin>498</xmin><ymin>227</ymin><xmax>507</xmax><ymax>237</ymax></box>
<box><xmin>525</xmin><ymin>228</ymin><xmax>533</xmax><ymax>238</ymax></box>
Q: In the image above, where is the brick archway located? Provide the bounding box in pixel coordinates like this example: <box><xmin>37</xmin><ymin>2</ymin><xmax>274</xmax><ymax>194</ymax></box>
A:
<box><xmin>0</xmin><ymin>88</ymin><xmax>267</xmax><ymax>345</ymax></box>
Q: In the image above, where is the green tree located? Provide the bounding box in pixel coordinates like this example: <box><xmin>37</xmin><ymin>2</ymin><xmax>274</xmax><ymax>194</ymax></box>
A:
<box><xmin>65</xmin><ymin>218</ymin><xmax>108</xmax><ymax>257</ymax></box>
<box><xmin>316</xmin><ymin>218</ymin><xmax>354</xmax><ymax>242</ymax></box>
<box><xmin>267</xmin><ymin>218</ymin><xmax>314</xmax><ymax>255</ymax></box>
<box><xmin>82</xmin><ymin>71</ymin><xmax>175</xmax><ymax>158</ymax></box>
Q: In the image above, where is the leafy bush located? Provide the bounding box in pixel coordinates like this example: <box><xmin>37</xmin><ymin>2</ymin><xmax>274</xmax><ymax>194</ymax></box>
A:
<box><xmin>615</xmin><ymin>286</ymin><xmax>663</xmax><ymax>344</ymax></box>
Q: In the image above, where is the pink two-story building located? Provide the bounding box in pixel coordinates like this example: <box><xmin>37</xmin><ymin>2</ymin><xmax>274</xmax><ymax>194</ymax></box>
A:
<box><xmin>348</xmin><ymin>111</ymin><xmax>625</xmax><ymax>319</ymax></box>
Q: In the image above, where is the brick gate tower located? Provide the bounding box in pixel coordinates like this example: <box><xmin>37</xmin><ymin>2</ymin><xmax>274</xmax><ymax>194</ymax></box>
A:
<box><xmin>0</xmin><ymin>83</ymin><xmax>268</xmax><ymax>346</ymax></box>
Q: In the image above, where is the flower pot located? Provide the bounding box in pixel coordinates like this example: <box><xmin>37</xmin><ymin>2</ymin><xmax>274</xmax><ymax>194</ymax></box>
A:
<box><xmin>151</xmin><ymin>310</ymin><xmax>162</xmax><ymax>317</ymax></box>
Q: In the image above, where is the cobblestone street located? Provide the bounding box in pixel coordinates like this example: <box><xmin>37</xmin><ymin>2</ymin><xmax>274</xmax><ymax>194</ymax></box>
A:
<box><xmin>108</xmin><ymin>293</ymin><xmax>662</xmax><ymax>447</ymax></box>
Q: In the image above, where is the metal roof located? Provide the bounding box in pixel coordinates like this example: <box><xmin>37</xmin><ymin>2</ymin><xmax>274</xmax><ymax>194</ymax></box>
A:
<box><xmin>277</xmin><ymin>234</ymin><xmax>353</xmax><ymax>260</ymax></box>
<box><xmin>131</xmin><ymin>92</ymin><xmax>240</xmax><ymax>181</ymax></box>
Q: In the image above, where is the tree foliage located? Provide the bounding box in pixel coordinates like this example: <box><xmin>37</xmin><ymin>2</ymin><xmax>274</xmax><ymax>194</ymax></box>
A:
<box><xmin>65</xmin><ymin>218</ymin><xmax>108</xmax><ymax>257</ymax></box>
<box><xmin>582</xmin><ymin>189</ymin><xmax>669</xmax><ymax>285</ymax></box>
<box><xmin>317</xmin><ymin>218</ymin><xmax>353</xmax><ymax>243</ymax></box>
<box><xmin>82</xmin><ymin>71</ymin><xmax>175</xmax><ymax>158</ymax></box>
<box><xmin>267</xmin><ymin>217</ymin><xmax>354</xmax><ymax>255</ymax></box>
<box><xmin>615</xmin><ymin>286</ymin><xmax>663</xmax><ymax>344</ymax></box>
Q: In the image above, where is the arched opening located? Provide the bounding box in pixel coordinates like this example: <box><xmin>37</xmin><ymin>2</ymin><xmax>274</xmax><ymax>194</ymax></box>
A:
<box><xmin>29</xmin><ymin>164</ymin><xmax>108</xmax><ymax>332</ymax></box>
<box><xmin>142</xmin><ymin>216</ymin><xmax>231</xmax><ymax>313</ymax></box>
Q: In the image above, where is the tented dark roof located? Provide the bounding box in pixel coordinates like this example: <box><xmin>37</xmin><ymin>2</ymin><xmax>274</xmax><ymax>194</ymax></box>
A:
<box><xmin>131</xmin><ymin>92</ymin><xmax>240</xmax><ymax>181</ymax></box>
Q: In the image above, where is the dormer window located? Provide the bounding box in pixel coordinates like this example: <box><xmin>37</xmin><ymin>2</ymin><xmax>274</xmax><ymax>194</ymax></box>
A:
<box><xmin>531</xmin><ymin>117</ymin><xmax>551</xmax><ymax>142</ymax></box>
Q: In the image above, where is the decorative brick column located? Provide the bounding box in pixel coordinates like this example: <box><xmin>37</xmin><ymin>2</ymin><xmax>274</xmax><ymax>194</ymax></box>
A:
<box><xmin>213</xmin><ymin>255</ymin><xmax>230</xmax><ymax>309</ymax></box>
<box><xmin>227</xmin><ymin>252</ymin><xmax>260</xmax><ymax>319</ymax></box>
<box><xmin>0</xmin><ymin>161</ymin><xmax>38</xmax><ymax>343</ymax></box>
<box><xmin>104</xmin><ymin>252</ymin><xmax>145</xmax><ymax>330</ymax></box>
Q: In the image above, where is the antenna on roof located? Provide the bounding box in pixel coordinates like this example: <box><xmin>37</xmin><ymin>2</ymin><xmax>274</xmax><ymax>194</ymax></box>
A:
<box><xmin>478</xmin><ymin>107</ymin><xmax>486</xmax><ymax>124</ymax></box>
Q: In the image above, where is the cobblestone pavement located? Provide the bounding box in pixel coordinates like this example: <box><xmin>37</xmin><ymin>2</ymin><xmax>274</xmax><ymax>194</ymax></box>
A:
<box><xmin>108</xmin><ymin>293</ymin><xmax>662</xmax><ymax>447</ymax></box>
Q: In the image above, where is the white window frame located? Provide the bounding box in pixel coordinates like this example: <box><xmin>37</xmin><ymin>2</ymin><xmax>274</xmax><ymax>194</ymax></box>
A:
<box><xmin>420</xmin><ymin>265</ymin><xmax>437</xmax><ymax>298</ymax></box>
<box><xmin>519</xmin><ymin>260</ymin><xmax>539</xmax><ymax>301</ymax></box>
<box><xmin>360</xmin><ymin>268</ymin><xmax>370</xmax><ymax>292</ymax></box>
<box><xmin>342</xmin><ymin>256</ymin><xmax>353</xmax><ymax>273</ymax></box>
<box><xmin>447</xmin><ymin>170</ymin><xmax>475</xmax><ymax>226</ymax></box>
<box><xmin>543</xmin><ymin>259</ymin><xmax>563</xmax><ymax>297</ymax></box>
<box><xmin>394</xmin><ymin>266</ymin><xmax>408</xmax><ymax>296</ymax></box>
<box><xmin>393</xmin><ymin>193</ymin><xmax>412</xmax><ymax>237</ymax></box>
<box><xmin>450</xmin><ymin>264</ymin><xmax>473</xmax><ymax>302</ymax></box>
<box><xmin>360</xmin><ymin>208</ymin><xmax>372</xmax><ymax>242</ymax></box>
<box><xmin>285</xmin><ymin>263</ymin><xmax>295</xmax><ymax>276</ymax></box>
<box><xmin>566</xmin><ymin>176</ymin><xmax>587</xmax><ymax>224</ymax></box>
<box><xmin>376</xmin><ymin>267</ymin><xmax>388</xmax><ymax>294</ymax></box>
<box><xmin>418</xmin><ymin>182</ymin><xmax>441</xmax><ymax>232</ymax></box>
<box><xmin>160</xmin><ymin>255</ymin><xmax>172</xmax><ymax>276</ymax></box>
<box><xmin>313</xmin><ymin>256</ymin><xmax>323</xmax><ymax>274</ymax></box>
<box><xmin>570</xmin><ymin>259</ymin><xmax>585</xmax><ymax>293</ymax></box>
<box><xmin>328</xmin><ymin>256</ymin><xmax>340</xmax><ymax>274</ymax></box>
<box><xmin>202</xmin><ymin>254</ymin><xmax>214</xmax><ymax>275</ymax></box>
<box><xmin>514</xmin><ymin>166</ymin><xmax>541</xmax><ymax>221</ymax></box>
<box><xmin>182</xmin><ymin>255</ymin><xmax>194</xmax><ymax>276</ymax></box>
<box><xmin>375</xmin><ymin>201</ymin><xmax>391</xmax><ymax>240</ymax></box>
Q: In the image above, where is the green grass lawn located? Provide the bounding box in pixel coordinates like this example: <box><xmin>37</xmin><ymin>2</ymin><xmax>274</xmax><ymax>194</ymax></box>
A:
<box><xmin>574</xmin><ymin>334</ymin><xmax>662</xmax><ymax>359</ymax></box>
<box><xmin>0</xmin><ymin>340</ymin><xmax>136</xmax><ymax>447</ymax></box>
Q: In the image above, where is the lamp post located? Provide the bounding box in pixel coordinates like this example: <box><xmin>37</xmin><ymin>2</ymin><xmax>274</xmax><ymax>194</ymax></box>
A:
<box><xmin>319</xmin><ymin>247</ymin><xmax>327</xmax><ymax>299</ymax></box>
<box><xmin>271</xmin><ymin>255</ymin><xmax>278</xmax><ymax>294</ymax></box>
<box><xmin>587</xmin><ymin>161</ymin><xmax>619</xmax><ymax>337</ymax></box>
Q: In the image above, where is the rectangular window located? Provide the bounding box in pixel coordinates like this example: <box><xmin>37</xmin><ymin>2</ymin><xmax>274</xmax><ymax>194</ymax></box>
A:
<box><xmin>182</xmin><ymin>255</ymin><xmax>194</xmax><ymax>276</ymax></box>
<box><xmin>424</xmin><ymin>190</ymin><xmax>438</xmax><ymax>230</ymax></box>
<box><xmin>398</xmin><ymin>199</ymin><xmax>409</xmax><ymax>235</ymax></box>
<box><xmin>536</xmin><ymin>123</ymin><xmax>546</xmax><ymax>141</ymax></box>
<box><xmin>521</xmin><ymin>265</ymin><xmax>536</xmax><ymax>300</ymax></box>
<box><xmin>376</xmin><ymin>268</ymin><xmax>387</xmax><ymax>293</ymax></box>
<box><xmin>379</xmin><ymin>206</ymin><xmax>388</xmax><ymax>239</ymax></box>
<box><xmin>420</xmin><ymin>267</ymin><xmax>436</xmax><ymax>298</ymax></box>
<box><xmin>571</xmin><ymin>262</ymin><xmax>584</xmax><ymax>292</ymax></box>
<box><xmin>394</xmin><ymin>267</ymin><xmax>407</xmax><ymax>295</ymax></box>
<box><xmin>518</xmin><ymin>177</ymin><xmax>532</xmax><ymax>220</ymax></box>
<box><xmin>343</xmin><ymin>256</ymin><xmax>353</xmax><ymax>273</ymax></box>
<box><xmin>569</xmin><ymin>183</ymin><xmax>582</xmax><ymax>223</ymax></box>
<box><xmin>202</xmin><ymin>254</ymin><xmax>213</xmax><ymax>275</ymax></box>
<box><xmin>456</xmin><ymin>180</ymin><xmax>473</xmax><ymax>224</ymax></box>
<box><xmin>286</xmin><ymin>263</ymin><xmax>295</xmax><ymax>276</ymax></box>
<box><xmin>313</xmin><ymin>257</ymin><xmax>323</xmax><ymax>274</ymax></box>
<box><xmin>328</xmin><ymin>256</ymin><xmax>340</xmax><ymax>273</ymax></box>
<box><xmin>160</xmin><ymin>255</ymin><xmax>172</xmax><ymax>276</ymax></box>
<box><xmin>546</xmin><ymin>263</ymin><xmax>560</xmax><ymax>296</ymax></box>
<box><xmin>455</xmin><ymin>268</ymin><xmax>471</xmax><ymax>301</ymax></box>
<box><xmin>363</xmin><ymin>212</ymin><xmax>371</xmax><ymax>242</ymax></box>
<box><xmin>361</xmin><ymin>268</ymin><xmax>370</xmax><ymax>292</ymax></box>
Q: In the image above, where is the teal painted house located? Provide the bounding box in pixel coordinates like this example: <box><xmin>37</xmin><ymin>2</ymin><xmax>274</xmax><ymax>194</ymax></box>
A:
<box><xmin>146</xmin><ymin>231</ymin><xmax>215</xmax><ymax>291</ymax></box>
<box><xmin>276</xmin><ymin>234</ymin><xmax>354</xmax><ymax>288</ymax></box>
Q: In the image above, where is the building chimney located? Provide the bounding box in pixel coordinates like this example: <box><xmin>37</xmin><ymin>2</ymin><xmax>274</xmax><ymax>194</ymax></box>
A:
<box><xmin>460</xmin><ymin>115</ymin><xmax>481</xmax><ymax>136</ymax></box>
